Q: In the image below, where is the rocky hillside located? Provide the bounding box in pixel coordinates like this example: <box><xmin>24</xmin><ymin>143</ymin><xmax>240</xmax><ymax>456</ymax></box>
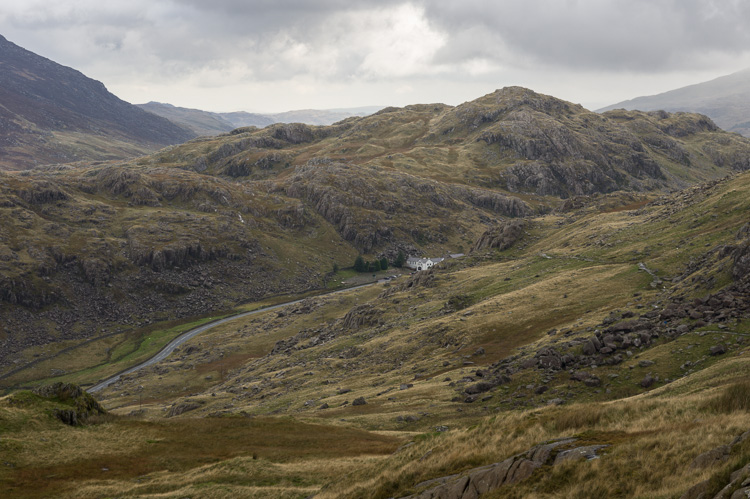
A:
<box><xmin>0</xmin><ymin>158</ymin><xmax>519</xmax><ymax>382</ymax></box>
<box><xmin>4</xmin><ymin>164</ymin><xmax>750</xmax><ymax>498</ymax></box>
<box><xmin>2</xmin><ymin>87</ymin><xmax>750</xmax><ymax>390</ymax></box>
<box><xmin>160</xmin><ymin>87</ymin><xmax>750</xmax><ymax>197</ymax></box>
<box><xmin>97</xmin><ymin>169</ymin><xmax>750</xmax><ymax>498</ymax></box>
<box><xmin>2</xmin><ymin>82</ymin><xmax>750</xmax><ymax>497</ymax></box>
<box><xmin>0</xmin><ymin>35</ymin><xmax>195</xmax><ymax>170</ymax></box>
<box><xmin>600</xmin><ymin>68</ymin><xmax>750</xmax><ymax>137</ymax></box>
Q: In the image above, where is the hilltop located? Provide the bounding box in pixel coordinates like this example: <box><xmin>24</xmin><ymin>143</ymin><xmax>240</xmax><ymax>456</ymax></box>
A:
<box><xmin>164</xmin><ymin>86</ymin><xmax>750</xmax><ymax>197</ymax></box>
<box><xmin>0</xmin><ymin>35</ymin><xmax>195</xmax><ymax>171</ymax></box>
<box><xmin>600</xmin><ymin>68</ymin><xmax>750</xmax><ymax>137</ymax></box>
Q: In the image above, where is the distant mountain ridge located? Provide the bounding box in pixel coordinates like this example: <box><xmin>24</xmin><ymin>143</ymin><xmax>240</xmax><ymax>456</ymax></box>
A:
<box><xmin>0</xmin><ymin>34</ymin><xmax>195</xmax><ymax>170</ymax></box>
<box><xmin>137</xmin><ymin>102</ymin><xmax>383</xmax><ymax>136</ymax></box>
<box><xmin>599</xmin><ymin>68</ymin><xmax>750</xmax><ymax>137</ymax></box>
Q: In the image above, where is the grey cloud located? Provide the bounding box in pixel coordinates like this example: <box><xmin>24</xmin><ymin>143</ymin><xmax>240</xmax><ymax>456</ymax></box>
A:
<box><xmin>13</xmin><ymin>0</ymin><xmax>750</xmax><ymax>80</ymax></box>
<box><xmin>422</xmin><ymin>0</ymin><xmax>750</xmax><ymax>71</ymax></box>
<box><xmin>2</xmin><ymin>0</ymin><xmax>750</xmax><ymax>112</ymax></box>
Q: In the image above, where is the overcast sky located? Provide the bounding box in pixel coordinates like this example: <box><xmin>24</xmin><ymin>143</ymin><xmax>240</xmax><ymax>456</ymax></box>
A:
<box><xmin>2</xmin><ymin>0</ymin><xmax>750</xmax><ymax>113</ymax></box>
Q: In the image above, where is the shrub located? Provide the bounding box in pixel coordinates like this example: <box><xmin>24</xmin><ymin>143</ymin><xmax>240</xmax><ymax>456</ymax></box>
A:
<box><xmin>354</xmin><ymin>255</ymin><xmax>365</xmax><ymax>272</ymax></box>
<box><xmin>394</xmin><ymin>251</ymin><xmax>405</xmax><ymax>268</ymax></box>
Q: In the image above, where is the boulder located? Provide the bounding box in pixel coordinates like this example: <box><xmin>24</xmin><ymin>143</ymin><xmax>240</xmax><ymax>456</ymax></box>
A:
<box><xmin>584</xmin><ymin>376</ymin><xmax>602</xmax><ymax>388</ymax></box>
<box><xmin>582</xmin><ymin>339</ymin><xmax>597</xmax><ymax>356</ymax></box>
<box><xmin>539</xmin><ymin>355</ymin><xmax>563</xmax><ymax>370</ymax></box>
<box><xmin>640</xmin><ymin>375</ymin><xmax>655</xmax><ymax>388</ymax></box>
<box><xmin>689</xmin><ymin>445</ymin><xmax>730</xmax><ymax>469</ymax></box>
<box><xmin>570</xmin><ymin>371</ymin><xmax>591</xmax><ymax>382</ymax></box>
<box><xmin>167</xmin><ymin>401</ymin><xmax>202</xmax><ymax>417</ymax></box>
<box><xmin>465</xmin><ymin>382</ymin><xmax>495</xmax><ymax>395</ymax></box>
<box><xmin>710</xmin><ymin>344</ymin><xmax>727</xmax><ymax>356</ymax></box>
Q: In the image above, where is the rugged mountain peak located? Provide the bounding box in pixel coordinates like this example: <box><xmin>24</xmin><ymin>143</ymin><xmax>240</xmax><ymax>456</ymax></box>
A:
<box><xmin>473</xmin><ymin>86</ymin><xmax>584</xmax><ymax>116</ymax></box>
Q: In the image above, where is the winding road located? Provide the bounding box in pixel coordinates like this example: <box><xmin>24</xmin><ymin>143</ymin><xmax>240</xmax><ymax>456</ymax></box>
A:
<box><xmin>86</xmin><ymin>281</ymin><xmax>384</xmax><ymax>394</ymax></box>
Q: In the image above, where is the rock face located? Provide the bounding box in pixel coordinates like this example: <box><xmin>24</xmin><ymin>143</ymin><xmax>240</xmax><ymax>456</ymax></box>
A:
<box><xmin>167</xmin><ymin>401</ymin><xmax>203</xmax><ymax>417</ymax></box>
<box><xmin>472</xmin><ymin>220</ymin><xmax>527</xmax><ymax>252</ymax></box>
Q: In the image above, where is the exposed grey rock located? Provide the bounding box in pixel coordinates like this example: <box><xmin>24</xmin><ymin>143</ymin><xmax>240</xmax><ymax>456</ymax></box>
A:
<box><xmin>465</xmin><ymin>382</ymin><xmax>495</xmax><ymax>395</ymax></box>
<box><xmin>402</xmin><ymin>438</ymin><xmax>577</xmax><ymax>498</ymax></box>
<box><xmin>710</xmin><ymin>344</ymin><xmax>727</xmax><ymax>356</ymax></box>
<box><xmin>167</xmin><ymin>401</ymin><xmax>202</xmax><ymax>417</ymax></box>
<box><xmin>553</xmin><ymin>445</ymin><xmax>608</xmax><ymax>465</ymax></box>
<box><xmin>584</xmin><ymin>376</ymin><xmax>602</xmax><ymax>388</ymax></box>
<box><xmin>472</xmin><ymin>219</ymin><xmax>527</xmax><ymax>252</ymax></box>
<box><xmin>679</xmin><ymin>479</ymin><xmax>709</xmax><ymax>499</ymax></box>
<box><xmin>640</xmin><ymin>374</ymin><xmax>655</xmax><ymax>388</ymax></box>
<box><xmin>582</xmin><ymin>339</ymin><xmax>597</xmax><ymax>356</ymax></box>
<box><xmin>690</xmin><ymin>445</ymin><xmax>731</xmax><ymax>469</ymax></box>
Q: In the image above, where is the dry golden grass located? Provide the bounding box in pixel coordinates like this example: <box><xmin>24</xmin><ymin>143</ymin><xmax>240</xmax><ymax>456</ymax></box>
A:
<box><xmin>318</xmin><ymin>357</ymin><xmax>750</xmax><ymax>498</ymax></box>
<box><xmin>0</xmin><ymin>393</ymin><xmax>402</xmax><ymax>498</ymax></box>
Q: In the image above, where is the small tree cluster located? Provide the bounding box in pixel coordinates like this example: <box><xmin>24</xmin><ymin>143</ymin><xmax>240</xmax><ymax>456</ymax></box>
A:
<box><xmin>394</xmin><ymin>251</ymin><xmax>405</xmax><ymax>268</ymax></box>
<box><xmin>354</xmin><ymin>255</ymin><xmax>389</xmax><ymax>273</ymax></box>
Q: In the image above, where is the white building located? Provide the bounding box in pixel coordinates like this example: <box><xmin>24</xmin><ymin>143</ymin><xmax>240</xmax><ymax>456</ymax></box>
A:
<box><xmin>405</xmin><ymin>256</ymin><xmax>444</xmax><ymax>271</ymax></box>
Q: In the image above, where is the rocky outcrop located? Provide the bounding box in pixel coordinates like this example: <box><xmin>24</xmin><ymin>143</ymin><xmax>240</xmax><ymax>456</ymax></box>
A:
<box><xmin>681</xmin><ymin>430</ymin><xmax>750</xmax><ymax>499</ymax></box>
<box><xmin>472</xmin><ymin>219</ymin><xmax>526</xmax><ymax>252</ymax></box>
<box><xmin>453</xmin><ymin>186</ymin><xmax>531</xmax><ymax>217</ymax></box>
<box><xmin>31</xmin><ymin>383</ymin><xmax>107</xmax><ymax>425</ymax></box>
<box><xmin>342</xmin><ymin>304</ymin><xmax>384</xmax><ymax>330</ymax></box>
<box><xmin>167</xmin><ymin>400</ymin><xmax>204</xmax><ymax>417</ymax></box>
<box><xmin>16</xmin><ymin>180</ymin><xmax>69</xmax><ymax>205</ymax></box>
<box><xmin>731</xmin><ymin>225</ymin><xmax>750</xmax><ymax>281</ymax></box>
<box><xmin>402</xmin><ymin>438</ymin><xmax>607</xmax><ymax>498</ymax></box>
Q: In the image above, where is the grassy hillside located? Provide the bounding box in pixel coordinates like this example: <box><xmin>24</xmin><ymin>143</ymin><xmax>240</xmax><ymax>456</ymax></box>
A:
<box><xmin>2</xmin><ymin>87</ymin><xmax>750</xmax><ymax>497</ymax></box>
<box><xmin>158</xmin><ymin>87</ymin><xmax>750</xmax><ymax>195</ymax></box>
<box><xmin>2</xmin><ymin>168</ymin><xmax>749</xmax><ymax>497</ymax></box>
<box><xmin>0</xmin><ymin>35</ymin><xmax>195</xmax><ymax>171</ymax></box>
<box><xmin>3</xmin><ymin>87</ymin><xmax>750</xmax><ymax>392</ymax></box>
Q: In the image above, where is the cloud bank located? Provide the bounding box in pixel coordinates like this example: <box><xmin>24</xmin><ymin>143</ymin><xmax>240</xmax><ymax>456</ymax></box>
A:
<box><xmin>2</xmin><ymin>0</ymin><xmax>749</xmax><ymax>111</ymax></box>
